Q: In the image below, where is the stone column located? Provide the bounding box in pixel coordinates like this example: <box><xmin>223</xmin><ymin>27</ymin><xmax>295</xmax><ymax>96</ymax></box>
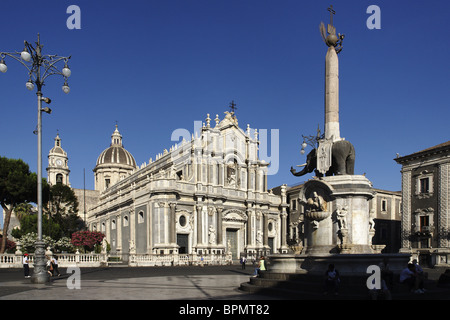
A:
<box><xmin>400</xmin><ymin>169</ymin><xmax>412</xmax><ymax>251</ymax></box>
<box><xmin>263</xmin><ymin>213</ymin><xmax>269</xmax><ymax>247</ymax></box>
<box><xmin>280</xmin><ymin>212</ymin><xmax>288</xmax><ymax>250</ymax></box>
<box><xmin>324</xmin><ymin>46</ymin><xmax>340</xmax><ymax>141</ymax></box>
<box><xmin>247</xmin><ymin>208</ymin><xmax>253</xmax><ymax>246</ymax></box>
<box><xmin>280</xmin><ymin>184</ymin><xmax>289</xmax><ymax>251</ymax></box>
<box><xmin>116</xmin><ymin>214</ymin><xmax>122</xmax><ymax>252</ymax></box>
<box><xmin>216</xmin><ymin>206</ymin><xmax>224</xmax><ymax>245</ymax></box>
<box><xmin>438</xmin><ymin>163</ymin><xmax>450</xmax><ymax>248</ymax></box>
<box><xmin>130</xmin><ymin>209</ymin><xmax>136</xmax><ymax>253</ymax></box>
<box><xmin>196</xmin><ymin>204</ymin><xmax>203</xmax><ymax>245</ymax></box>
<box><xmin>146</xmin><ymin>203</ymin><xmax>152</xmax><ymax>253</ymax></box>
<box><xmin>169</xmin><ymin>202</ymin><xmax>177</xmax><ymax>244</ymax></box>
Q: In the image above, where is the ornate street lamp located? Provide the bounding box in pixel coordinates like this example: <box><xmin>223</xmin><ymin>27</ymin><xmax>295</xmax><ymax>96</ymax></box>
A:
<box><xmin>0</xmin><ymin>34</ymin><xmax>71</xmax><ymax>284</ymax></box>
<box><xmin>300</xmin><ymin>125</ymin><xmax>324</xmax><ymax>154</ymax></box>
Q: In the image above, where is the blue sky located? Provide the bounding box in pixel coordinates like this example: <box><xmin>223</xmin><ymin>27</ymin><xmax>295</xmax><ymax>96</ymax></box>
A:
<box><xmin>1</xmin><ymin>0</ymin><xmax>449</xmax><ymax>223</ymax></box>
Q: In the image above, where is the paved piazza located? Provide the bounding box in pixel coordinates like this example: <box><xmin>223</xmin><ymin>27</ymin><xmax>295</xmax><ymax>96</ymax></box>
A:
<box><xmin>0</xmin><ymin>265</ymin><xmax>272</xmax><ymax>300</ymax></box>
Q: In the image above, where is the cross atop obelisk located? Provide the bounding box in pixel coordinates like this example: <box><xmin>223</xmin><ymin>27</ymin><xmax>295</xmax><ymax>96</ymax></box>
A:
<box><xmin>328</xmin><ymin>5</ymin><xmax>335</xmax><ymax>26</ymax></box>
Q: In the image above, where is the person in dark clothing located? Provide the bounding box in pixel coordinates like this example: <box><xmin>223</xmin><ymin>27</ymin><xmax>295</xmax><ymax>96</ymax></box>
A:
<box><xmin>324</xmin><ymin>264</ymin><xmax>340</xmax><ymax>295</ymax></box>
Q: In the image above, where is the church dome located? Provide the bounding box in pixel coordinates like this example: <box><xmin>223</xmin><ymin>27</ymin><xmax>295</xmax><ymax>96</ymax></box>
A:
<box><xmin>94</xmin><ymin>125</ymin><xmax>137</xmax><ymax>191</ymax></box>
<box><xmin>96</xmin><ymin>146</ymin><xmax>136</xmax><ymax>167</ymax></box>
<box><xmin>95</xmin><ymin>125</ymin><xmax>136</xmax><ymax>168</ymax></box>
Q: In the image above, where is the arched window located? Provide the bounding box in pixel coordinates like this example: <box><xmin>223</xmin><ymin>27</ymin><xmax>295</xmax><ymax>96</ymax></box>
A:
<box><xmin>138</xmin><ymin>211</ymin><xmax>144</xmax><ymax>224</ymax></box>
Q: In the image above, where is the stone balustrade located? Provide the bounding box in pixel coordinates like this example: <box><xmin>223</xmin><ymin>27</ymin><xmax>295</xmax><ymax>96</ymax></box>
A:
<box><xmin>0</xmin><ymin>251</ymin><xmax>232</xmax><ymax>268</ymax></box>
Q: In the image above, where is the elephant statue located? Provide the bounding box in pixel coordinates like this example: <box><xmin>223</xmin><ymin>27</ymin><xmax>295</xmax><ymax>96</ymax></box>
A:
<box><xmin>291</xmin><ymin>139</ymin><xmax>355</xmax><ymax>177</ymax></box>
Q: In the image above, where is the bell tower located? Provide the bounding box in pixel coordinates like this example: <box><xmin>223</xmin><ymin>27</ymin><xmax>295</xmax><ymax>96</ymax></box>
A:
<box><xmin>47</xmin><ymin>133</ymin><xmax>70</xmax><ymax>186</ymax></box>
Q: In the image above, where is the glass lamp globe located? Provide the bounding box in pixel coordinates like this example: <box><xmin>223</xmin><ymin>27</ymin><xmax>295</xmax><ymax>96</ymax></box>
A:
<box><xmin>0</xmin><ymin>60</ymin><xmax>7</xmax><ymax>73</ymax></box>
<box><xmin>21</xmin><ymin>50</ymin><xmax>32</xmax><ymax>62</ymax></box>
<box><xmin>300</xmin><ymin>149</ymin><xmax>305</xmax><ymax>155</ymax></box>
<box><xmin>62</xmin><ymin>83</ymin><xmax>70</xmax><ymax>94</ymax></box>
<box><xmin>26</xmin><ymin>80</ymin><xmax>34</xmax><ymax>91</ymax></box>
<box><xmin>301</xmin><ymin>142</ymin><xmax>307</xmax><ymax>149</ymax></box>
<box><xmin>62</xmin><ymin>67</ymin><xmax>71</xmax><ymax>77</ymax></box>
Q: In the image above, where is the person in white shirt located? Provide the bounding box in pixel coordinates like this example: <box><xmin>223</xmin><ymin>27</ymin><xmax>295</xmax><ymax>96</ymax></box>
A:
<box><xmin>23</xmin><ymin>254</ymin><xmax>30</xmax><ymax>278</ymax></box>
<box><xmin>51</xmin><ymin>256</ymin><xmax>61</xmax><ymax>276</ymax></box>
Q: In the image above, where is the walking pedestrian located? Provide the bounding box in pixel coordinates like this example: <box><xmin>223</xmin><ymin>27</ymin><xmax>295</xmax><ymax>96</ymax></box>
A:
<box><xmin>23</xmin><ymin>254</ymin><xmax>30</xmax><ymax>278</ymax></box>
<box><xmin>241</xmin><ymin>256</ymin><xmax>247</xmax><ymax>270</ymax></box>
<box><xmin>324</xmin><ymin>264</ymin><xmax>340</xmax><ymax>295</ymax></box>
<box><xmin>46</xmin><ymin>255</ymin><xmax>53</xmax><ymax>277</ymax></box>
<box><xmin>51</xmin><ymin>255</ymin><xmax>61</xmax><ymax>276</ymax></box>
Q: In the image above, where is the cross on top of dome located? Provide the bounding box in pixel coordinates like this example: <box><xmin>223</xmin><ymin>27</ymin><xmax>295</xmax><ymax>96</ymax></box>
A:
<box><xmin>111</xmin><ymin>124</ymin><xmax>123</xmax><ymax>146</ymax></box>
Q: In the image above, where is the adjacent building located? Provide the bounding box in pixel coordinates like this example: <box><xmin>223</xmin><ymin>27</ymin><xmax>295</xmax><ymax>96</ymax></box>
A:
<box><xmin>395</xmin><ymin>141</ymin><xmax>450</xmax><ymax>266</ymax></box>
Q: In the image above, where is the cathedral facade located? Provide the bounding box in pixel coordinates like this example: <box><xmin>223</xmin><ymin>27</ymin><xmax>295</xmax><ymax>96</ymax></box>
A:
<box><xmin>63</xmin><ymin>111</ymin><xmax>288</xmax><ymax>260</ymax></box>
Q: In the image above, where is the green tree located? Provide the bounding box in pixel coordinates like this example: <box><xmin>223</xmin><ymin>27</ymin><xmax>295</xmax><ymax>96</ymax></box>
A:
<box><xmin>11</xmin><ymin>184</ymin><xmax>85</xmax><ymax>241</ymax></box>
<box><xmin>0</xmin><ymin>156</ymin><xmax>49</xmax><ymax>253</ymax></box>
<box><xmin>45</xmin><ymin>183</ymin><xmax>84</xmax><ymax>239</ymax></box>
<box><xmin>11</xmin><ymin>214</ymin><xmax>61</xmax><ymax>241</ymax></box>
<box><xmin>46</xmin><ymin>183</ymin><xmax>79</xmax><ymax>216</ymax></box>
<box><xmin>13</xmin><ymin>203</ymin><xmax>34</xmax><ymax>223</ymax></box>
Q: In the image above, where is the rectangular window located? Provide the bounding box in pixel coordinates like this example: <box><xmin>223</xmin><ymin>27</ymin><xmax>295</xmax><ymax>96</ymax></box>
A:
<box><xmin>381</xmin><ymin>199</ymin><xmax>387</xmax><ymax>212</ymax></box>
<box><xmin>420</xmin><ymin>216</ymin><xmax>429</xmax><ymax>232</ymax></box>
<box><xmin>420</xmin><ymin>178</ymin><xmax>429</xmax><ymax>193</ymax></box>
<box><xmin>291</xmin><ymin>199</ymin><xmax>297</xmax><ymax>211</ymax></box>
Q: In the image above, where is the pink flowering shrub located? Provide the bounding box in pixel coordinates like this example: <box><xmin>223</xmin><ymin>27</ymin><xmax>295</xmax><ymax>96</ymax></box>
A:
<box><xmin>71</xmin><ymin>231</ymin><xmax>105</xmax><ymax>252</ymax></box>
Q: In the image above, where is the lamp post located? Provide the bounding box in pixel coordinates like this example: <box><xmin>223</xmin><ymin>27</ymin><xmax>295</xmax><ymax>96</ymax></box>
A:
<box><xmin>0</xmin><ymin>34</ymin><xmax>71</xmax><ymax>284</ymax></box>
<box><xmin>300</xmin><ymin>125</ymin><xmax>324</xmax><ymax>155</ymax></box>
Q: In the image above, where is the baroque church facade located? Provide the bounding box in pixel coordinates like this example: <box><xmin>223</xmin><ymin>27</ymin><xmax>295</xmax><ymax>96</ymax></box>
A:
<box><xmin>48</xmin><ymin>111</ymin><xmax>289</xmax><ymax>260</ymax></box>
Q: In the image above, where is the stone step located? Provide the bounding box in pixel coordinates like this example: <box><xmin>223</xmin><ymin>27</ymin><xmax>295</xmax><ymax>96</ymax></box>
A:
<box><xmin>239</xmin><ymin>280</ymin><xmax>366</xmax><ymax>300</ymax></box>
<box><xmin>240</xmin><ymin>272</ymin><xmax>446</xmax><ymax>300</ymax></box>
<box><xmin>248</xmin><ymin>275</ymin><xmax>370</xmax><ymax>295</ymax></box>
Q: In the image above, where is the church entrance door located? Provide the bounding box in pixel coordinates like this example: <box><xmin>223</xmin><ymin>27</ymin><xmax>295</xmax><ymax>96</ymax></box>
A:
<box><xmin>177</xmin><ymin>234</ymin><xmax>189</xmax><ymax>254</ymax></box>
<box><xmin>226</xmin><ymin>229</ymin><xmax>238</xmax><ymax>260</ymax></box>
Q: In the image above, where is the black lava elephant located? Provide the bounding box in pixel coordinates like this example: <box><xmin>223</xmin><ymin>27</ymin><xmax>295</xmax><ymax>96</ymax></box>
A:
<box><xmin>291</xmin><ymin>140</ymin><xmax>355</xmax><ymax>177</ymax></box>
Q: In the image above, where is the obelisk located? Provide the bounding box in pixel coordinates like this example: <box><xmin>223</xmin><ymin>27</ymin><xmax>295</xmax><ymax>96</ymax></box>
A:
<box><xmin>320</xmin><ymin>5</ymin><xmax>344</xmax><ymax>142</ymax></box>
<box><xmin>324</xmin><ymin>46</ymin><xmax>340</xmax><ymax>141</ymax></box>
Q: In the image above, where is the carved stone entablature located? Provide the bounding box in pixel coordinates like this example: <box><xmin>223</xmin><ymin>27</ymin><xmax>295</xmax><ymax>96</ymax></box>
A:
<box><xmin>223</xmin><ymin>209</ymin><xmax>247</xmax><ymax>222</ymax></box>
<box><xmin>414</xmin><ymin>207</ymin><xmax>435</xmax><ymax>215</ymax></box>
